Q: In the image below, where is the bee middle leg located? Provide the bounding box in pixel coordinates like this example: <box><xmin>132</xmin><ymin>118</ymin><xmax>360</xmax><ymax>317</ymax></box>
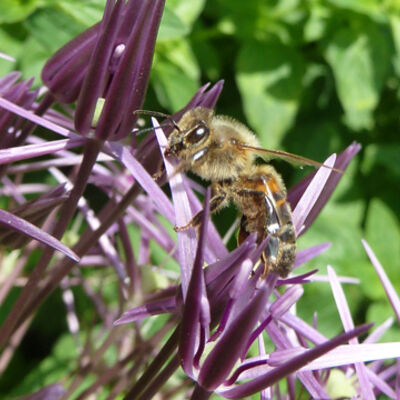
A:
<box><xmin>174</xmin><ymin>192</ymin><xmax>227</xmax><ymax>231</ymax></box>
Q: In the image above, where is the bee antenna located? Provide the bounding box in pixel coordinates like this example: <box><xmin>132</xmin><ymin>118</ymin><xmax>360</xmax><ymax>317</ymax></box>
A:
<box><xmin>133</xmin><ymin>109</ymin><xmax>181</xmax><ymax>132</ymax></box>
<box><xmin>133</xmin><ymin>125</ymin><xmax>160</xmax><ymax>137</ymax></box>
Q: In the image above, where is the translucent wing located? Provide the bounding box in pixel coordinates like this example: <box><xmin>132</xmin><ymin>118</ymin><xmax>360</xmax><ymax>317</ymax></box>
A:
<box><xmin>236</xmin><ymin>143</ymin><xmax>343</xmax><ymax>173</ymax></box>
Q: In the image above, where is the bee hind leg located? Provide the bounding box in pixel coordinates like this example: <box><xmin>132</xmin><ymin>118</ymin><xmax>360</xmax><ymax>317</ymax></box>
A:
<box><xmin>261</xmin><ymin>251</ymin><xmax>272</xmax><ymax>279</ymax></box>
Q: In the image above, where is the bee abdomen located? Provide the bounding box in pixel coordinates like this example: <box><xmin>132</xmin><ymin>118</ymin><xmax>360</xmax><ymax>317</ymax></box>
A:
<box><xmin>234</xmin><ymin>167</ymin><xmax>297</xmax><ymax>278</ymax></box>
<box><xmin>270</xmin><ymin>222</ymin><xmax>296</xmax><ymax>277</ymax></box>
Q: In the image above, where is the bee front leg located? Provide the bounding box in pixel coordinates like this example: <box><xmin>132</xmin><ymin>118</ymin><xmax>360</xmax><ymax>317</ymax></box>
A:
<box><xmin>174</xmin><ymin>192</ymin><xmax>227</xmax><ymax>232</ymax></box>
<box><xmin>152</xmin><ymin>166</ymin><xmax>165</xmax><ymax>182</ymax></box>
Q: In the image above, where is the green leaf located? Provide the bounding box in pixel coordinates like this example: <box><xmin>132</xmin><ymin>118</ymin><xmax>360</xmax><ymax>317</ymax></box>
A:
<box><xmin>297</xmin><ymin>282</ymin><xmax>347</xmax><ymax>336</ymax></box>
<box><xmin>152</xmin><ymin>62</ymin><xmax>199</xmax><ymax>111</ymax></box>
<box><xmin>0</xmin><ymin>0</ymin><xmax>41</xmax><ymax>24</ymax></box>
<box><xmin>366</xmin><ymin>301</ymin><xmax>400</xmax><ymax>342</ymax></box>
<box><xmin>326</xmin><ymin>0</ymin><xmax>386</xmax><ymax>22</ymax></box>
<box><xmin>285</xmin><ymin>119</ymin><xmax>344</xmax><ymax>171</ymax></box>
<box><xmin>236</xmin><ymin>40</ymin><xmax>305</xmax><ymax>148</ymax></box>
<box><xmin>7</xmin><ymin>334</ymin><xmax>75</xmax><ymax>397</ymax></box>
<box><xmin>57</xmin><ymin>0</ymin><xmax>106</xmax><ymax>27</ymax></box>
<box><xmin>324</xmin><ymin>22</ymin><xmax>391</xmax><ymax>130</ymax></box>
<box><xmin>167</xmin><ymin>0</ymin><xmax>206</xmax><ymax>27</ymax></box>
<box><xmin>211</xmin><ymin>0</ymin><xmax>264</xmax><ymax>39</ymax></box>
<box><xmin>326</xmin><ymin>369</ymin><xmax>357</xmax><ymax>398</ymax></box>
<box><xmin>0</xmin><ymin>25</ymin><xmax>25</xmax><ymax>76</ymax></box>
<box><xmin>19</xmin><ymin>37</ymin><xmax>49</xmax><ymax>83</ymax></box>
<box><xmin>152</xmin><ymin>39</ymin><xmax>200</xmax><ymax>110</ymax></box>
<box><xmin>298</xmin><ymin>200</ymin><xmax>365</xmax><ymax>273</ymax></box>
<box><xmin>365</xmin><ymin>199</ymin><xmax>400</xmax><ymax>286</ymax></box>
<box><xmin>23</xmin><ymin>7</ymin><xmax>88</xmax><ymax>54</ymax></box>
<box><xmin>161</xmin><ymin>40</ymin><xmax>200</xmax><ymax>81</ymax></box>
<box><xmin>158</xmin><ymin>5</ymin><xmax>189</xmax><ymax>41</ymax></box>
<box><xmin>390</xmin><ymin>15</ymin><xmax>400</xmax><ymax>77</ymax></box>
<box><xmin>140</xmin><ymin>264</ymin><xmax>170</xmax><ymax>293</ymax></box>
<box><xmin>211</xmin><ymin>0</ymin><xmax>302</xmax><ymax>42</ymax></box>
<box><xmin>191</xmin><ymin>39</ymin><xmax>221</xmax><ymax>81</ymax></box>
<box><xmin>296</xmin><ymin>199</ymin><xmax>366</xmax><ymax>335</ymax></box>
<box><xmin>362</xmin><ymin>143</ymin><xmax>400</xmax><ymax>177</ymax></box>
<box><xmin>304</xmin><ymin>3</ymin><xmax>330</xmax><ymax>42</ymax></box>
<box><xmin>142</xmin><ymin>314</ymin><xmax>170</xmax><ymax>340</ymax></box>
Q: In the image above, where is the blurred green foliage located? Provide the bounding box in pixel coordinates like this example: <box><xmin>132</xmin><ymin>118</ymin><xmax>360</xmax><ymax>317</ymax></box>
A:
<box><xmin>0</xmin><ymin>0</ymin><xmax>400</xmax><ymax>396</ymax></box>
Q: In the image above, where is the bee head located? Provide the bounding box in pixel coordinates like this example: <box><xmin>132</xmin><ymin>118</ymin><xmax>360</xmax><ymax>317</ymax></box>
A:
<box><xmin>165</xmin><ymin>107</ymin><xmax>213</xmax><ymax>160</ymax></box>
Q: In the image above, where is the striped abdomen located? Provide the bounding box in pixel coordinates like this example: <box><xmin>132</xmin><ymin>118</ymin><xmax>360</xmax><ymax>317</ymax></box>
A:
<box><xmin>234</xmin><ymin>165</ymin><xmax>296</xmax><ymax>277</ymax></box>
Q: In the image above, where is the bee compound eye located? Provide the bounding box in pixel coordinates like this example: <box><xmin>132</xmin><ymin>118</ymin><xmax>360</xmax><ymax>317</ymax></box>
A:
<box><xmin>185</xmin><ymin>123</ymin><xmax>209</xmax><ymax>145</ymax></box>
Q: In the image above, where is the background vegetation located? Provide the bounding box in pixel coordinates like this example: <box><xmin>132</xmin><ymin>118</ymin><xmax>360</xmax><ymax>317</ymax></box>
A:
<box><xmin>0</xmin><ymin>0</ymin><xmax>399</xmax><ymax>397</ymax></box>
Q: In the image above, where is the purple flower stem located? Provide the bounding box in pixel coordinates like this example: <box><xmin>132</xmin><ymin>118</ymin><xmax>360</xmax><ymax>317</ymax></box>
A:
<box><xmin>117</xmin><ymin>218</ymin><xmax>139</xmax><ymax>294</ymax></box>
<box><xmin>225</xmin><ymin>359</ymin><xmax>269</xmax><ymax>386</ymax></box>
<box><xmin>10</xmin><ymin>149</ymin><xmax>154</xmax><ymax>337</ymax></box>
<box><xmin>0</xmin><ymin>138</ymin><xmax>102</xmax><ymax>350</ymax></box>
<box><xmin>220</xmin><ymin>324</ymin><xmax>372</xmax><ymax>399</ymax></box>
<box><xmin>0</xmin><ymin>96</ymin><xmax>70</xmax><ymax>137</ymax></box>
<box><xmin>124</xmin><ymin>328</ymin><xmax>180</xmax><ymax>399</ymax></box>
<box><xmin>193</xmin><ymin>326</ymin><xmax>207</xmax><ymax>370</ymax></box>
<box><xmin>362</xmin><ymin>239</ymin><xmax>400</xmax><ymax>325</ymax></box>
<box><xmin>134</xmin><ymin>354</ymin><xmax>179</xmax><ymax>400</ymax></box>
<box><xmin>328</xmin><ymin>266</ymin><xmax>375</xmax><ymax>399</ymax></box>
<box><xmin>180</xmin><ymin>188</ymin><xmax>211</xmax><ymax>376</ymax></box>
<box><xmin>241</xmin><ymin>315</ymin><xmax>273</xmax><ymax>360</ymax></box>
<box><xmin>199</xmin><ymin>281</ymin><xmax>274</xmax><ymax>391</ymax></box>
<box><xmin>209</xmin><ymin>298</ymin><xmax>233</xmax><ymax>342</ymax></box>
<box><xmin>0</xmin><ymin>209</ymin><xmax>78</xmax><ymax>261</ymax></box>
<box><xmin>190</xmin><ymin>384</ymin><xmax>213</xmax><ymax>400</ymax></box>
<box><xmin>74</xmin><ymin>0</ymin><xmax>125</xmax><ymax>135</ymax></box>
<box><xmin>13</xmin><ymin>92</ymin><xmax>56</xmax><ymax>146</ymax></box>
<box><xmin>396</xmin><ymin>359</ymin><xmax>400</xmax><ymax>398</ymax></box>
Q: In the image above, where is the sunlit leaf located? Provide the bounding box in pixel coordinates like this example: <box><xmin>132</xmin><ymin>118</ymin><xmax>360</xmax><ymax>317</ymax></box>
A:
<box><xmin>236</xmin><ymin>40</ymin><xmax>305</xmax><ymax>148</ymax></box>
<box><xmin>158</xmin><ymin>5</ymin><xmax>189</xmax><ymax>41</ymax></box>
<box><xmin>324</xmin><ymin>22</ymin><xmax>391</xmax><ymax>130</ymax></box>
<box><xmin>362</xmin><ymin>143</ymin><xmax>400</xmax><ymax>177</ymax></box>
<box><xmin>0</xmin><ymin>0</ymin><xmax>40</xmax><ymax>24</ymax></box>
<box><xmin>153</xmin><ymin>39</ymin><xmax>200</xmax><ymax>110</ymax></box>
<box><xmin>57</xmin><ymin>0</ymin><xmax>106</xmax><ymax>27</ymax></box>
<box><xmin>23</xmin><ymin>7</ymin><xmax>88</xmax><ymax>54</ymax></box>
<box><xmin>326</xmin><ymin>369</ymin><xmax>357</xmax><ymax>398</ymax></box>
<box><xmin>166</xmin><ymin>0</ymin><xmax>206</xmax><ymax>27</ymax></box>
<box><xmin>365</xmin><ymin>199</ymin><xmax>400</xmax><ymax>282</ymax></box>
<box><xmin>326</xmin><ymin>0</ymin><xmax>386</xmax><ymax>22</ymax></box>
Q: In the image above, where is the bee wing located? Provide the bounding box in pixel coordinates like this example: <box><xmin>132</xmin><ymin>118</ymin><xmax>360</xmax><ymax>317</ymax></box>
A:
<box><xmin>236</xmin><ymin>144</ymin><xmax>343</xmax><ymax>173</ymax></box>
